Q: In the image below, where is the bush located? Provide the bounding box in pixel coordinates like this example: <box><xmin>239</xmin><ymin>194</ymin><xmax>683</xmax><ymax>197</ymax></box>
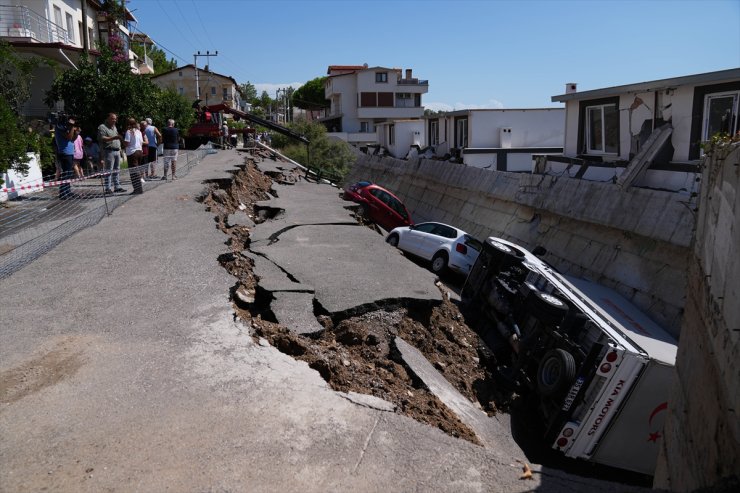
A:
<box><xmin>272</xmin><ymin>119</ymin><xmax>356</xmax><ymax>180</ymax></box>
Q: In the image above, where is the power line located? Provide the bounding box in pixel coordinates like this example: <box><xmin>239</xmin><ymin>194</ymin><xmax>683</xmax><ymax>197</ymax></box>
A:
<box><xmin>155</xmin><ymin>0</ymin><xmax>198</xmax><ymax>52</ymax></box>
<box><xmin>173</xmin><ymin>0</ymin><xmax>206</xmax><ymax>49</ymax></box>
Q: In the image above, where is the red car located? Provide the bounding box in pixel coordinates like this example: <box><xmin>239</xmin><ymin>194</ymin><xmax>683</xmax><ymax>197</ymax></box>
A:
<box><xmin>343</xmin><ymin>182</ymin><xmax>413</xmax><ymax>231</ymax></box>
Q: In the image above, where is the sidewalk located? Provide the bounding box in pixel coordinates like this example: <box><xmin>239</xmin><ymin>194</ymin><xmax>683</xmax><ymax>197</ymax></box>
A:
<box><xmin>0</xmin><ymin>149</ymin><xmax>646</xmax><ymax>492</ymax></box>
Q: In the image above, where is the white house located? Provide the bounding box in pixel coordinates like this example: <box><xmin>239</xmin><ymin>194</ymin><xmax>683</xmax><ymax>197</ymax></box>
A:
<box><xmin>419</xmin><ymin>109</ymin><xmax>564</xmax><ymax>171</ymax></box>
<box><xmin>321</xmin><ymin>64</ymin><xmax>429</xmax><ymax>145</ymax></box>
<box><xmin>375</xmin><ymin>120</ymin><xmax>426</xmax><ymax>158</ymax></box>
<box><xmin>0</xmin><ymin>0</ymin><xmax>141</xmax><ymax>118</ymax></box>
<box><xmin>542</xmin><ymin>68</ymin><xmax>740</xmax><ymax>191</ymax></box>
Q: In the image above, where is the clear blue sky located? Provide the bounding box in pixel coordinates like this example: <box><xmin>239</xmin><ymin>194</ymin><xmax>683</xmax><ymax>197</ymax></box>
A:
<box><xmin>127</xmin><ymin>0</ymin><xmax>740</xmax><ymax>110</ymax></box>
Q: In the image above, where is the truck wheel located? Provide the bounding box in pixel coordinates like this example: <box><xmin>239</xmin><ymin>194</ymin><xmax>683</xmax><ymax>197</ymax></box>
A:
<box><xmin>537</xmin><ymin>348</ymin><xmax>576</xmax><ymax>396</ymax></box>
<box><xmin>526</xmin><ymin>287</ymin><xmax>568</xmax><ymax>325</ymax></box>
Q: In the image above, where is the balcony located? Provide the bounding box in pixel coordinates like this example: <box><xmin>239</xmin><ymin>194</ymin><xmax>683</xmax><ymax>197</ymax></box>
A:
<box><xmin>397</xmin><ymin>78</ymin><xmax>428</xmax><ymax>85</ymax></box>
<box><xmin>137</xmin><ymin>52</ymin><xmax>154</xmax><ymax>74</ymax></box>
<box><xmin>0</xmin><ymin>5</ymin><xmax>72</xmax><ymax>45</ymax></box>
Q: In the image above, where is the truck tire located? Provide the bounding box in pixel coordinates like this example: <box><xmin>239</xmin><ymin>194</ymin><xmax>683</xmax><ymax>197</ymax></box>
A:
<box><xmin>526</xmin><ymin>287</ymin><xmax>568</xmax><ymax>325</ymax></box>
<box><xmin>537</xmin><ymin>348</ymin><xmax>576</xmax><ymax>396</ymax></box>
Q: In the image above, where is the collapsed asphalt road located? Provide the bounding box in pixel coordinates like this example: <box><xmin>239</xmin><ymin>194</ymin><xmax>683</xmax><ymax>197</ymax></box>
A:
<box><xmin>1</xmin><ymin>148</ymin><xmax>651</xmax><ymax>492</ymax></box>
<box><xmin>200</xmin><ymin>150</ymin><xmax>653</xmax><ymax>489</ymax></box>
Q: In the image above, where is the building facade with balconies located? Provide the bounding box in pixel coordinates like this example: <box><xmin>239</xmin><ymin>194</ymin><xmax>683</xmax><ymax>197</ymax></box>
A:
<box><xmin>321</xmin><ymin>64</ymin><xmax>428</xmax><ymax>145</ymax></box>
<box><xmin>150</xmin><ymin>64</ymin><xmax>241</xmax><ymax>110</ymax></box>
<box><xmin>0</xmin><ymin>0</ymin><xmax>141</xmax><ymax>118</ymax></box>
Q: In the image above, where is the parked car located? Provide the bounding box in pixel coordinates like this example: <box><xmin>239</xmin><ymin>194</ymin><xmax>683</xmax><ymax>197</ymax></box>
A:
<box><xmin>343</xmin><ymin>182</ymin><xmax>413</xmax><ymax>231</ymax></box>
<box><xmin>386</xmin><ymin>222</ymin><xmax>483</xmax><ymax>276</ymax></box>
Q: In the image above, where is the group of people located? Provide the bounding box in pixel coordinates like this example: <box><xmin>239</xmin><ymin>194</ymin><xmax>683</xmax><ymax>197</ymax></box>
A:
<box><xmin>54</xmin><ymin>113</ymin><xmax>182</xmax><ymax>199</ymax></box>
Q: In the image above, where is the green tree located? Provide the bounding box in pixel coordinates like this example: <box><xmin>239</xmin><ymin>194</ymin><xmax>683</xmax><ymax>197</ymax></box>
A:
<box><xmin>239</xmin><ymin>81</ymin><xmax>257</xmax><ymax>104</ymax></box>
<box><xmin>131</xmin><ymin>44</ymin><xmax>177</xmax><ymax>74</ymax></box>
<box><xmin>271</xmin><ymin>119</ymin><xmax>356</xmax><ymax>180</ymax></box>
<box><xmin>257</xmin><ymin>90</ymin><xmax>273</xmax><ymax>109</ymax></box>
<box><xmin>0</xmin><ymin>41</ymin><xmax>41</xmax><ymax>183</ymax></box>
<box><xmin>45</xmin><ymin>45</ymin><xmax>192</xmax><ymax>138</ymax></box>
<box><xmin>291</xmin><ymin>76</ymin><xmax>328</xmax><ymax>110</ymax></box>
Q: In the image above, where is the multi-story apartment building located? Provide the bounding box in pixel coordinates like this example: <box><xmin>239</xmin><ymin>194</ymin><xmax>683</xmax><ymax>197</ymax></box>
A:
<box><xmin>0</xmin><ymin>0</ymin><xmax>144</xmax><ymax>118</ymax></box>
<box><xmin>151</xmin><ymin>64</ymin><xmax>241</xmax><ymax>109</ymax></box>
<box><xmin>321</xmin><ymin>64</ymin><xmax>428</xmax><ymax>145</ymax></box>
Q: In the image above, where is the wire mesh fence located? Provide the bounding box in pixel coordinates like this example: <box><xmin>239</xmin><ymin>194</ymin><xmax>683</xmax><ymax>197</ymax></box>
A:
<box><xmin>0</xmin><ymin>145</ymin><xmax>214</xmax><ymax>279</ymax></box>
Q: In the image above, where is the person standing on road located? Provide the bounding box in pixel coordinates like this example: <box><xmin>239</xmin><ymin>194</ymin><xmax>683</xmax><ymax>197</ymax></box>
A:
<box><xmin>54</xmin><ymin>115</ymin><xmax>77</xmax><ymax>199</ymax></box>
<box><xmin>221</xmin><ymin>121</ymin><xmax>229</xmax><ymax>149</ymax></box>
<box><xmin>98</xmin><ymin>113</ymin><xmax>125</xmax><ymax>194</ymax></box>
<box><xmin>161</xmin><ymin>119</ymin><xmax>179</xmax><ymax>180</ymax></box>
<box><xmin>83</xmin><ymin>136</ymin><xmax>99</xmax><ymax>174</ymax></box>
<box><xmin>124</xmin><ymin>118</ymin><xmax>145</xmax><ymax>194</ymax></box>
<box><xmin>143</xmin><ymin>117</ymin><xmax>162</xmax><ymax>178</ymax></box>
<box><xmin>72</xmin><ymin>127</ymin><xmax>85</xmax><ymax>178</ymax></box>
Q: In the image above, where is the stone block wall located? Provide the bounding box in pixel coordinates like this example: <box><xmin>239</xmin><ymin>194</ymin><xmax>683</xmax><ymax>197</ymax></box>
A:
<box><xmin>346</xmin><ymin>155</ymin><xmax>695</xmax><ymax>336</ymax></box>
<box><xmin>654</xmin><ymin>144</ymin><xmax>740</xmax><ymax>491</ymax></box>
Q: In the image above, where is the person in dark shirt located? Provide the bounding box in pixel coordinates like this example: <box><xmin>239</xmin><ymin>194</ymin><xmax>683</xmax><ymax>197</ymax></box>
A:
<box><xmin>55</xmin><ymin>115</ymin><xmax>77</xmax><ymax>199</ymax></box>
<box><xmin>161</xmin><ymin>119</ymin><xmax>179</xmax><ymax>180</ymax></box>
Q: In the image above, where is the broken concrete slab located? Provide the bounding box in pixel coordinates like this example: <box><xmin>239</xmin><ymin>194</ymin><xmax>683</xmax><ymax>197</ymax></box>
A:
<box><xmin>245</xmin><ymin>253</ymin><xmax>314</xmax><ymax>293</ymax></box>
<box><xmin>271</xmin><ymin>291</ymin><xmax>325</xmax><ymax>335</ymax></box>
<box><xmin>256</xmin><ymin>157</ymin><xmax>299</xmax><ymax>176</ymax></box>
<box><xmin>252</xmin><ymin>224</ymin><xmax>441</xmax><ymax>316</ymax></box>
<box><xmin>337</xmin><ymin>391</ymin><xmax>397</xmax><ymax>412</ymax></box>
<box><xmin>250</xmin><ymin>181</ymin><xmax>359</xmax><ymax>245</ymax></box>
<box><xmin>227</xmin><ymin>211</ymin><xmax>256</xmax><ymax>228</ymax></box>
<box><xmin>394</xmin><ymin>336</ymin><xmax>521</xmax><ymax>455</ymax></box>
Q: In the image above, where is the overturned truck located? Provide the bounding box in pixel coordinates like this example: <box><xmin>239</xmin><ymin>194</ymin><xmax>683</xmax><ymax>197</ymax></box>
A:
<box><xmin>461</xmin><ymin>237</ymin><xmax>677</xmax><ymax>476</ymax></box>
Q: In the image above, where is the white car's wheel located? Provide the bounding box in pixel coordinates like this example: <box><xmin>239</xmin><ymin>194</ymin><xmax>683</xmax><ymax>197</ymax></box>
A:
<box><xmin>431</xmin><ymin>252</ymin><xmax>448</xmax><ymax>273</ymax></box>
<box><xmin>387</xmin><ymin>234</ymin><xmax>399</xmax><ymax>247</ymax></box>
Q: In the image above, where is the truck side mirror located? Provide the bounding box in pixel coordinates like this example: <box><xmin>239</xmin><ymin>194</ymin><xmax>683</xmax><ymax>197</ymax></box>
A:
<box><xmin>532</xmin><ymin>246</ymin><xmax>547</xmax><ymax>257</ymax></box>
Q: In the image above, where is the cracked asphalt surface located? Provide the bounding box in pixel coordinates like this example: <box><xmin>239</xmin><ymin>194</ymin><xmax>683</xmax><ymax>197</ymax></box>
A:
<box><xmin>0</xmin><ymin>149</ymin><xmax>650</xmax><ymax>492</ymax></box>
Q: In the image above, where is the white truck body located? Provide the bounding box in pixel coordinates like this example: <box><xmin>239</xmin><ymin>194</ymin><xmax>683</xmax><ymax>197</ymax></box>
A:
<box><xmin>463</xmin><ymin>237</ymin><xmax>678</xmax><ymax>475</ymax></box>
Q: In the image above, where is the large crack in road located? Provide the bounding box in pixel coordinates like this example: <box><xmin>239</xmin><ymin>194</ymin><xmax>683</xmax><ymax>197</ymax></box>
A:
<box><xmin>199</xmin><ymin>152</ymin><xmax>511</xmax><ymax>448</ymax></box>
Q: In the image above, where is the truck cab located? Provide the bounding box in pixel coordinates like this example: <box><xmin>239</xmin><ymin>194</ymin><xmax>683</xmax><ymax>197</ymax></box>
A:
<box><xmin>461</xmin><ymin>237</ymin><xmax>677</xmax><ymax>475</ymax></box>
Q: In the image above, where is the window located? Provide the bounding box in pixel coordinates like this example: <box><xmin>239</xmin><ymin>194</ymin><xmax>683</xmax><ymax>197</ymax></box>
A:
<box><xmin>455</xmin><ymin>117</ymin><xmax>468</xmax><ymax>148</ymax></box>
<box><xmin>223</xmin><ymin>87</ymin><xmax>228</xmax><ymax>99</ymax></box>
<box><xmin>378</xmin><ymin>92</ymin><xmax>393</xmax><ymax>107</ymax></box>
<box><xmin>396</xmin><ymin>92</ymin><xmax>414</xmax><ymax>108</ymax></box>
<box><xmin>65</xmin><ymin>13</ymin><xmax>75</xmax><ymax>44</ymax></box>
<box><xmin>88</xmin><ymin>27</ymin><xmax>94</xmax><ymax>47</ymax></box>
<box><xmin>361</xmin><ymin>92</ymin><xmax>377</xmax><ymax>107</ymax></box>
<box><xmin>178</xmin><ymin>87</ymin><xmax>184</xmax><ymax>95</ymax></box>
<box><xmin>585</xmin><ymin>104</ymin><xmax>619</xmax><ymax>154</ymax></box>
<box><xmin>433</xmin><ymin>224</ymin><xmax>457</xmax><ymax>239</ymax></box>
<box><xmin>53</xmin><ymin>6</ymin><xmax>63</xmax><ymax>29</ymax></box>
<box><xmin>375</xmin><ymin>72</ymin><xmax>388</xmax><ymax>83</ymax></box>
<box><xmin>360</xmin><ymin>122</ymin><xmax>372</xmax><ymax>133</ymax></box>
<box><xmin>414</xmin><ymin>223</ymin><xmax>438</xmax><ymax>234</ymax></box>
<box><xmin>211</xmin><ymin>86</ymin><xmax>216</xmax><ymax>95</ymax></box>
<box><xmin>702</xmin><ymin>91</ymin><xmax>739</xmax><ymax>142</ymax></box>
<box><xmin>178</xmin><ymin>71</ymin><xmax>183</xmax><ymax>77</ymax></box>
<box><xmin>389</xmin><ymin>124</ymin><xmax>395</xmax><ymax>145</ymax></box>
<box><xmin>429</xmin><ymin>120</ymin><xmax>439</xmax><ymax>145</ymax></box>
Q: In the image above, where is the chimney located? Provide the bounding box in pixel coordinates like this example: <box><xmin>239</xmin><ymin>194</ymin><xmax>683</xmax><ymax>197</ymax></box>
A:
<box><xmin>566</xmin><ymin>82</ymin><xmax>577</xmax><ymax>94</ymax></box>
<box><xmin>405</xmin><ymin>69</ymin><xmax>412</xmax><ymax>80</ymax></box>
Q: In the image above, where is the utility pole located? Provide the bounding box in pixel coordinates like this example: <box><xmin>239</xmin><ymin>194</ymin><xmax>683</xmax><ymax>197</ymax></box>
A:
<box><xmin>193</xmin><ymin>50</ymin><xmax>218</xmax><ymax>101</ymax></box>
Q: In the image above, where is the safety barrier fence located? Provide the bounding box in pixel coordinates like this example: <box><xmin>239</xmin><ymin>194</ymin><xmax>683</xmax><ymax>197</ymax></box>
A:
<box><xmin>0</xmin><ymin>146</ymin><xmax>213</xmax><ymax>279</ymax></box>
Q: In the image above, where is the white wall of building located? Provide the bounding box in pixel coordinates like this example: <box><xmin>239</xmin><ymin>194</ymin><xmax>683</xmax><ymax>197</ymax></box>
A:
<box><xmin>561</xmin><ymin>82</ymin><xmax>738</xmax><ymax>162</ymax></box>
<box><xmin>376</xmin><ymin>120</ymin><xmax>425</xmax><ymax>158</ymax></box>
<box><xmin>468</xmin><ymin>109</ymin><xmax>564</xmax><ymax>148</ymax></box>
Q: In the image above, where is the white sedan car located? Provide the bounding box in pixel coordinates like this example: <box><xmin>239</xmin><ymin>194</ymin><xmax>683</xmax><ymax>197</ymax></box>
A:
<box><xmin>386</xmin><ymin>222</ymin><xmax>483</xmax><ymax>276</ymax></box>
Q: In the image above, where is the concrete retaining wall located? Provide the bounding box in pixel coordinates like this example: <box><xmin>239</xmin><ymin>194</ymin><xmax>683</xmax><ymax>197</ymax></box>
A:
<box><xmin>654</xmin><ymin>144</ymin><xmax>740</xmax><ymax>491</ymax></box>
<box><xmin>345</xmin><ymin>155</ymin><xmax>695</xmax><ymax>335</ymax></box>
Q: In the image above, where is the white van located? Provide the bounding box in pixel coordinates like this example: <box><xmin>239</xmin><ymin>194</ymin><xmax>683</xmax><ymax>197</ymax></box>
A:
<box><xmin>461</xmin><ymin>237</ymin><xmax>677</xmax><ymax>475</ymax></box>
